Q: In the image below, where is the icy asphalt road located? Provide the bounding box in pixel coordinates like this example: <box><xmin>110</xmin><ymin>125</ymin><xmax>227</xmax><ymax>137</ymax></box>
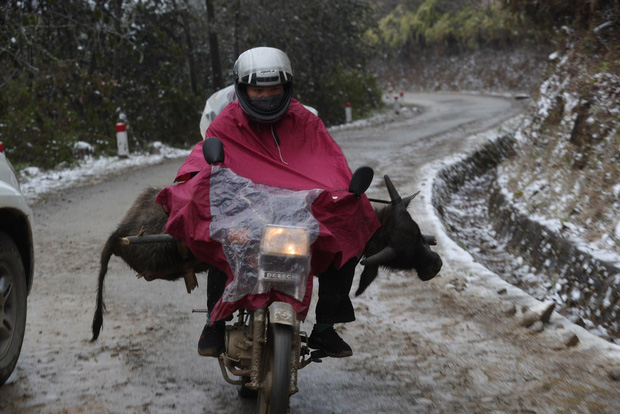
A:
<box><xmin>1</xmin><ymin>93</ymin><xmax>619</xmax><ymax>413</ymax></box>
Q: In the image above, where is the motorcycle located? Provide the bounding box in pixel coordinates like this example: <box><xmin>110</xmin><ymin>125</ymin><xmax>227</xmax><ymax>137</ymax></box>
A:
<box><xmin>201</xmin><ymin>137</ymin><xmax>375</xmax><ymax>413</ymax></box>
<box><xmin>123</xmin><ymin>137</ymin><xmax>376</xmax><ymax>413</ymax></box>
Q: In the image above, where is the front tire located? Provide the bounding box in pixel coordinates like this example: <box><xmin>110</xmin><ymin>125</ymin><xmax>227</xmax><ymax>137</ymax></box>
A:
<box><xmin>257</xmin><ymin>324</ymin><xmax>292</xmax><ymax>414</ymax></box>
<box><xmin>0</xmin><ymin>233</ymin><xmax>27</xmax><ymax>385</ymax></box>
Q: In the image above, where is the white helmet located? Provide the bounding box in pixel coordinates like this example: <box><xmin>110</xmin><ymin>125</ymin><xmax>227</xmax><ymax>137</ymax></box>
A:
<box><xmin>233</xmin><ymin>47</ymin><xmax>293</xmax><ymax>123</ymax></box>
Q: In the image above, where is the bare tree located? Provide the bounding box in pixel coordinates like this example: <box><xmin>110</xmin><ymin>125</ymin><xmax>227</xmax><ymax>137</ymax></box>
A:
<box><xmin>205</xmin><ymin>0</ymin><xmax>223</xmax><ymax>89</ymax></box>
<box><xmin>173</xmin><ymin>0</ymin><xmax>198</xmax><ymax>94</ymax></box>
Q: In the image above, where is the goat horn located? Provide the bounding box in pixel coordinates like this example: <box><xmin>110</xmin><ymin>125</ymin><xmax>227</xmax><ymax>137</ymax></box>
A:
<box><xmin>384</xmin><ymin>175</ymin><xmax>402</xmax><ymax>205</ymax></box>
<box><xmin>402</xmin><ymin>191</ymin><xmax>420</xmax><ymax>207</ymax></box>
<box><xmin>361</xmin><ymin>246</ymin><xmax>397</xmax><ymax>266</ymax></box>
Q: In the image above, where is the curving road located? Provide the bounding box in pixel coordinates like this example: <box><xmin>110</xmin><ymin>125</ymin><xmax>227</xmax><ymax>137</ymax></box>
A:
<box><xmin>1</xmin><ymin>93</ymin><xmax>618</xmax><ymax>413</ymax></box>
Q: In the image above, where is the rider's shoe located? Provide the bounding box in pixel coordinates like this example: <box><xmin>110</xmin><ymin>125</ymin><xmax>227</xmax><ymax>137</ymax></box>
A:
<box><xmin>197</xmin><ymin>321</ymin><xmax>225</xmax><ymax>357</ymax></box>
<box><xmin>308</xmin><ymin>326</ymin><xmax>353</xmax><ymax>358</ymax></box>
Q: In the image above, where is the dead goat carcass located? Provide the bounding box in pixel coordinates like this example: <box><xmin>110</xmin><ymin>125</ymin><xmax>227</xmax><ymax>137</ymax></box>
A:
<box><xmin>91</xmin><ymin>187</ymin><xmax>208</xmax><ymax>341</ymax></box>
<box><xmin>355</xmin><ymin>175</ymin><xmax>442</xmax><ymax>296</ymax></box>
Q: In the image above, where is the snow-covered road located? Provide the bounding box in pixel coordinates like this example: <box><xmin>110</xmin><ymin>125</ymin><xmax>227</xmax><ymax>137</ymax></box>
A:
<box><xmin>1</xmin><ymin>93</ymin><xmax>618</xmax><ymax>413</ymax></box>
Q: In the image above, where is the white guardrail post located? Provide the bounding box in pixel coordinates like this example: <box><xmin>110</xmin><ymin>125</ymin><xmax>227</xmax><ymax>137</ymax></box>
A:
<box><xmin>116</xmin><ymin>122</ymin><xmax>129</xmax><ymax>157</ymax></box>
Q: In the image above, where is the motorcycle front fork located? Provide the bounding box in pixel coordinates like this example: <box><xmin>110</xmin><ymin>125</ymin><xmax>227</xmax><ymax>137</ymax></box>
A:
<box><xmin>248</xmin><ymin>309</ymin><xmax>266</xmax><ymax>390</ymax></box>
<box><xmin>218</xmin><ymin>308</ymin><xmax>304</xmax><ymax>396</ymax></box>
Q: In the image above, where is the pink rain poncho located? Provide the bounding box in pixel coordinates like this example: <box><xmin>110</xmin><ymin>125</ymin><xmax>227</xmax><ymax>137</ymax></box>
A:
<box><xmin>156</xmin><ymin>99</ymin><xmax>380</xmax><ymax>321</ymax></box>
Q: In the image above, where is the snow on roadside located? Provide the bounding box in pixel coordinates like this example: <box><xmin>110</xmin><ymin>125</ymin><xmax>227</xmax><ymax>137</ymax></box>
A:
<box><xmin>416</xmin><ymin>120</ymin><xmax>620</xmax><ymax>357</ymax></box>
<box><xmin>18</xmin><ymin>142</ymin><xmax>191</xmax><ymax>203</ymax></box>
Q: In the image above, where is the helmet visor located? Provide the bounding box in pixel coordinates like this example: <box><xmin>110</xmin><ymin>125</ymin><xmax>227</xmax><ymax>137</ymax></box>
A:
<box><xmin>235</xmin><ymin>47</ymin><xmax>293</xmax><ymax>87</ymax></box>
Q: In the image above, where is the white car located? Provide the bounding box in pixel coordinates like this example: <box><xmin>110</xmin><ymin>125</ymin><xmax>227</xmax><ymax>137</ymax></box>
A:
<box><xmin>0</xmin><ymin>142</ymin><xmax>34</xmax><ymax>385</ymax></box>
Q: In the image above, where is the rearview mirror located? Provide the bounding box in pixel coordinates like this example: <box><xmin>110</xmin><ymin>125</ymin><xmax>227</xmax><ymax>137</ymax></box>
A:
<box><xmin>349</xmin><ymin>166</ymin><xmax>374</xmax><ymax>198</ymax></box>
<box><xmin>202</xmin><ymin>137</ymin><xmax>225</xmax><ymax>165</ymax></box>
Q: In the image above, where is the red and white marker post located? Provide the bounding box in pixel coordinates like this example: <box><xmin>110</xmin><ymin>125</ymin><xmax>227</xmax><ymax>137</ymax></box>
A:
<box><xmin>345</xmin><ymin>102</ymin><xmax>352</xmax><ymax>123</ymax></box>
<box><xmin>115</xmin><ymin>122</ymin><xmax>129</xmax><ymax>157</ymax></box>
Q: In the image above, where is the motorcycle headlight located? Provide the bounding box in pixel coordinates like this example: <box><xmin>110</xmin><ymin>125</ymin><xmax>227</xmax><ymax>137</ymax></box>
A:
<box><xmin>260</xmin><ymin>225</ymin><xmax>310</xmax><ymax>257</ymax></box>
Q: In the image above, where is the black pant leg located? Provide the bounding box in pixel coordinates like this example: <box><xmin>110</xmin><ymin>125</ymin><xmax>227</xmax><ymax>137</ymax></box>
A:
<box><xmin>315</xmin><ymin>258</ymin><xmax>358</xmax><ymax>324</ymax></box>
<box><xmin>206</xmin><ymin>265</ymin><xmax>228</xmax><ymax>313</ymax></box>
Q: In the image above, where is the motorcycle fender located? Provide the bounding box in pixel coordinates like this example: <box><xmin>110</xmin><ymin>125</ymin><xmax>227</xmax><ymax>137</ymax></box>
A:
<box><xmin>268</xmin><ymin>302</ymin><xmax>297</xmax><ymax>326</ymax></box>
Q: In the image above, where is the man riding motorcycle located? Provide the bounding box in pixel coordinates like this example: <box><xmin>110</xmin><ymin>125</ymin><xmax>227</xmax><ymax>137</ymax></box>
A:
<box><xmin>163</xmin><ymin>47</ymin><xmax>380</xmax><ymax>359</ymax></box>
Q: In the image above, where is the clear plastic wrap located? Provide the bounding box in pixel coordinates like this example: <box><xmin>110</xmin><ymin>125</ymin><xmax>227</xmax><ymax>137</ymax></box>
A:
<box><xmin>208</xmin><ymin>166</ymin><xmax>322</xmax><ymax>303</ymax></box>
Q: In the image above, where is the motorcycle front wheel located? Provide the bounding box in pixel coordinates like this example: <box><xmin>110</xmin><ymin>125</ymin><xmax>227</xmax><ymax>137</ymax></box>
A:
<box><xmin>257</xmin><ymin>323</ymin><xmax>292</xmax><ymax>414</ymax></box>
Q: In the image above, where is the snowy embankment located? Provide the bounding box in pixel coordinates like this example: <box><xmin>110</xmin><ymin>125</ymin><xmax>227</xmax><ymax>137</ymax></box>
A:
<box><xmin>432</xmin><ymin>127</ymin><xmax>619</xmax><ymax>343</ymax></box>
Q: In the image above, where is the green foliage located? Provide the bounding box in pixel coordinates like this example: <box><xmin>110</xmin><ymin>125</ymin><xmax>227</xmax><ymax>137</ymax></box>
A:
<box><xmin>1</xmin><ymin>0</ymin><xmax>382</xmax><ymax>171</ymax></box>
<box><xmin>0</xmin><ymin>62</ymin><xmax>119</xmax><ymax>169</ymax></box>
<box><xmin>502</xmin><ymin>0</ymin><xmax>619</xmax><ymax>31</ymax></box>
<box><xmin>302</xmin><ymin>69</ymin><xmax>383</xmax><ymax>126</ymax></box>
<box><xmin>225</xmin><ymin>0</ymin><xmax>382</xmax><ymax>127</ymax></box>
<box><xmin>503</xmin><ymin>0</ymin><xmax>620</xmax><ymax>53</ymax></box>
<box><xmin>120</xmin><ymin>83</ymin><xmax>203</xmax><ymax>147</ymax></box>
<box><xmin>373</xmin><ymin>0</ymin><xmax>535</xmax><ymax>56</ymax></box>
